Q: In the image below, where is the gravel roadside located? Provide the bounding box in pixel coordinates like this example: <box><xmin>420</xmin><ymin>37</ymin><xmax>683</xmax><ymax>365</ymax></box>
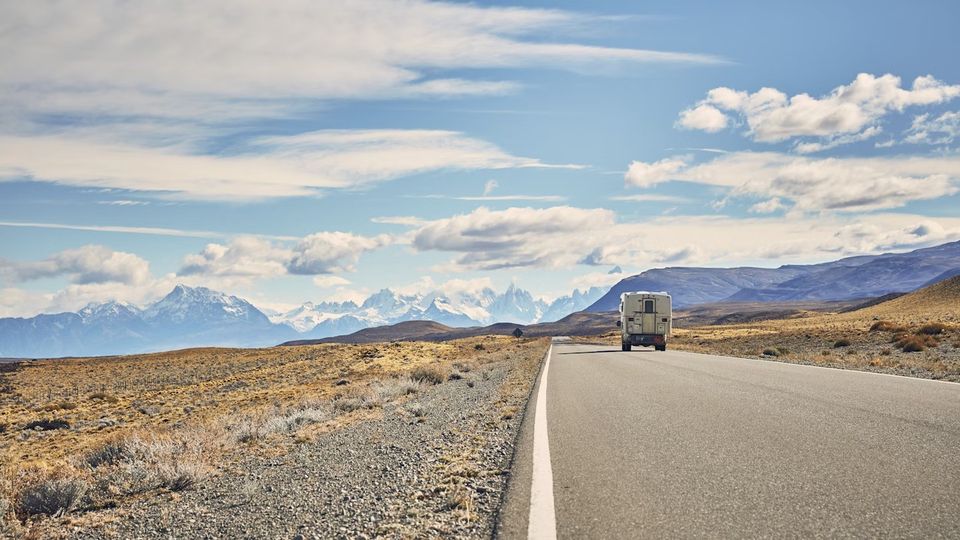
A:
<box><xmin>72</xmin><ymin>345</ymin><xmax>544</xmax><ymax>539</ymax></box>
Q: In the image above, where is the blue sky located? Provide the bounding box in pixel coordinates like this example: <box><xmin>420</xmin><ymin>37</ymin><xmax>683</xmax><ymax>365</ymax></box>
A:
<box><xmin>2</xmin><ymin>0</ymin><xmax>960</xmax><ymax>316</ymax></box>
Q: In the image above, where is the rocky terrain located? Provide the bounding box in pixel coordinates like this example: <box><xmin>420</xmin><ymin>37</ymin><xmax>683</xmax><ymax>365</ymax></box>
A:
<box><xmin>0</xmin><ymin>337</ymin><xmax>547</xmax><ymax>538</ymax></box>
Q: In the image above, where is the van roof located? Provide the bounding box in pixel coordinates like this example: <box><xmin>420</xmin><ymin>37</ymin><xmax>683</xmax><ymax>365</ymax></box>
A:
<box><xmin>620</xmin><ymin>291</ymin><xmax>671</xmax><ymax>298</ymax></box>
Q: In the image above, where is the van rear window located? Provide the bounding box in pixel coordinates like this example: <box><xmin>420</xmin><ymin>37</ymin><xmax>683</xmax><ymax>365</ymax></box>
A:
<box><xmin>644</xmin><ymin>299</ymin><xmax>655</xmax><ymax>313</ymax></box>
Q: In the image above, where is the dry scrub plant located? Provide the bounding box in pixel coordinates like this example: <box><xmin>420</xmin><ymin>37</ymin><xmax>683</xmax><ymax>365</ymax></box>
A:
<box><xmin>411</xmin><ymin>364</ymin><xmax>448</xmax><ymax>385</ymax></box>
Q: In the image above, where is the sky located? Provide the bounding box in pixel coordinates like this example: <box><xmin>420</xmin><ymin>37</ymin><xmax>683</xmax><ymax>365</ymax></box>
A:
<box><xmin>2</xmin><ymin>0</ymin><xmax>960</xmax><ymax>317</ymax></box>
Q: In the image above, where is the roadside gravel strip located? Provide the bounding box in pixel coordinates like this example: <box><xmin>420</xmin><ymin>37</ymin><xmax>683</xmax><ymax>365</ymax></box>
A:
<box><xmin>76</xmin><ymin>344</ymin><xmax>545</xmax><ymax>539</ymax></box>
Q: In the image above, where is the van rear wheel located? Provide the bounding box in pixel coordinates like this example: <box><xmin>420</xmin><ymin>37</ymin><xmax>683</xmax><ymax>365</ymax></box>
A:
<box><xmin>621</xmin><ymin>342</ymin><xmax>632</xmax><ymax>352</ymax></box>
<box><xmin>656</xmin><ymin>344</ymin><xmax>666</xmax><ymax>351</ymax></box>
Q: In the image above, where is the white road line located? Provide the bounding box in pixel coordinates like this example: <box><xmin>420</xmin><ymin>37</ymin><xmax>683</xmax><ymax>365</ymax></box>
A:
<box><xmin>528</xmin><ymin>342</ymin><xmax>557</xmax><ymax>540</ymax></box>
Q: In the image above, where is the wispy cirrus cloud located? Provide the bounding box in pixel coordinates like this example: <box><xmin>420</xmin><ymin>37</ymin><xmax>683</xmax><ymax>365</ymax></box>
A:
<box><xmin>609</xmin><ymin>194</ymin><xmax>691</xmax><ymax>203</ymax></box>
<box><xmin>1</xmin><ymin>0</ymin><xmax>722</xmax><ymax>123</ymax></box>
<box><xmin>0</xmin><ymin>130</ymin><xmax>573</xmax><ymax>200</ymax></box>
<box><xmin>0</xmin><ymin>1</ymin><xmax>718</xmax><ymax>201</ymax></box>
<box><xmin>0</xmin><ymin>220</ymin><xmax>298</xmax><ymax>241</ymax></box>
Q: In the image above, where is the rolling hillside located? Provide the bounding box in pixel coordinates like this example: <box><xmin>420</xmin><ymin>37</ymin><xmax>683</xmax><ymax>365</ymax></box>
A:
<box><xmin>587</xmin><ymin>240</ymin><xmax>960</xmax><ymax>310</ymax></box>
<box><xmin>663</xmin><ymin>274</ymin><xmax>960</xmax><ymax>381</ymax></box>
<box><xmin>281</xmin><ymin>310</ymin><xmax>618</xmax><ymax>345</ymax></box>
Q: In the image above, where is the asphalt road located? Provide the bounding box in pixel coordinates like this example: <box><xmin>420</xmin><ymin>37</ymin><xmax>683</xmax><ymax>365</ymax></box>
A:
<box><xmin>497</xmin><ymin>342</ymin><xmax>960</xmax><ymax>539</ymax></box>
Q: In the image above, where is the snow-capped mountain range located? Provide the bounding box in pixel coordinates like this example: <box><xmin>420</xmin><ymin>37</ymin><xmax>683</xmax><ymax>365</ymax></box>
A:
<box><xmin>0</xmin><ymin>283</ymin><xmax>606</xmax><ymax>358</ymax></box>
<box><xmin>268</xmin><ymin>283</ymin><xmax>607</xmax><ymax>337</ymax></box>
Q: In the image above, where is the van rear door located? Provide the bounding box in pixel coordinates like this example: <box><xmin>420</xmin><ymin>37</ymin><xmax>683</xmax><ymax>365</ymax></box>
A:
<box><xmin>640</xmin><ymin>297</ymin><xmax>656</xmax><ymax>334</ymax></box>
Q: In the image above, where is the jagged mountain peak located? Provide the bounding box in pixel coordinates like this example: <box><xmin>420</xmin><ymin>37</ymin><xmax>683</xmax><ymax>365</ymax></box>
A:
<box><xmin>144</xmin><ymin>284</ymin><xmax>266</xmax><ymax>324</ymax></box>
<box><xmin>78</xmin><ymin>300</ymin><xmax>141</xmax><ymax>321</ymax></box>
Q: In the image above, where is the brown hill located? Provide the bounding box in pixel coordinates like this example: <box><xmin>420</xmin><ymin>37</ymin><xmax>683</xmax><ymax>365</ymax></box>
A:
<box><xmin>281</xmin><ymin>311</ymin><xmax>618</xmax><ymax>345</ymax></box>
<box><xmin>281</xmin><ymin>320</ymin><xmax>454</xmax><ymax>345</ymax></box>
<box><xmin>845</xmin><ymin>274</ymin><xmax>960</xmax><ymax>323</ymax></box>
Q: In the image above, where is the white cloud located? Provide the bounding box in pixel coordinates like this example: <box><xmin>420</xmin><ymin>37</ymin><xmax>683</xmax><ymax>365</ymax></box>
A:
<box><xmin>793</xmin><ymin>126</ymin><xmax>883</xmax><ymax>154</ymax></box>
<box><xmin>393</xmin><ymin>276</ymin><xmax>496</xmax><ymax>299</ymax></box>
<box><xmin>0</xmin><ymin>130</ymin><xmax>572</xmax><ymax>200</ymax></box>
<box><xmin>904</xmin><ymin>111</ymin><xmax>960</xmax><ymax>145</ymax></box>
<box><xmin>312</xmin><ymin>275</ymin><xmax>352</xmax><ymax>288</ymax></box>
<box><xmin>570</xmin><ymin>269</ymin><xmax>626</xmax><ymax>290</ymax></box>
<box><xmin>44</xmin><ymin>278</ymin><xmax>179</xmax><ymax>315</ymax></box>
<box><xmin>0</xmin><ymin>245</ymin><xmax>151</xmax><ymax>285</ymax></box>
<box><xmin>179</xmin><ymin>232</ymin><xmax>392</xmax><ymax>279</ymax></box>
<box><xmin>678</xmin><ymin>73</ymin><xmax>960</xmax><ymax>151</ymax></box>
<box><xmin>483</xmin><ymin>179</ymin><xmax>499</xmax><ymax>196</ymax></box>
<box><xmin>371</xmin><ymin>216</ymin><xmax>427</xmax><ymax>226</ymax></box>
<box><xmin>454</xmin><ymin>195</ymin><xmax>566</xmax><ymax>202</ymax></box>
<box><xmin>0</xmin><ymin>220</ymin><xmax>231</xmax><ymax>239</ymax></box>
<box><xmin>609</xmin><ymin>194</ymin><xmax>690</xmax><ymax>202</ymax></box>
<box><xmin>624</xmin><ymin>157</ymin><xmax>688</xmax><ymax>188</ymax></box>
<box><xmin>0</xmin><ymin>288</ymin><xmax>52</xmax><ymax>318</ymax></box>
<box><xmin>409</xmin><ymin>205</ymin><xmax>960</xmax><ymax>271</ymax></box>
<box><xmin>97</xmin><ymin>200</ymin><xmax>149</xmax><ymax>206</ymax></box>
<box><xmin>676</xmin><ymin>104</ymin><xmax>729</xmax><ymax>132</ymax></box>
<box><xmin>413</xmin><ymin>206</ymin><xmax>616</xmax><ymax>270</ymax></box>
<box><xmin>1</xmin><ymin>0</ymin><xmax>721</xmax><ymax>123</ymax></box>
<box><xmin>288</xmin><ymin>232</ymin><xmax>392</xmax><ymax>275</ymax></box>
<box><xmin>749</xmin><ymin>197</ymin><xmax>787</xmax><ymax>214</ymax></box>
<box><xmin>180</xmin><ymin>237</ymin><xmax>292</xmax><ymax>279</ymax></box>
<box><xmin>625</xmin><ymin>151</ymin><xmax>960</xmax><ymax>212</ymax></box>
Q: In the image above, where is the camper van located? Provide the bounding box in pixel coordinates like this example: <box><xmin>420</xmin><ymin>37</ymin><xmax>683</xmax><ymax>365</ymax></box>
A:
<box><xmin>618</xmin><ymin>291</ymin><xmax>672</xmax><ymax>351</ymax></box>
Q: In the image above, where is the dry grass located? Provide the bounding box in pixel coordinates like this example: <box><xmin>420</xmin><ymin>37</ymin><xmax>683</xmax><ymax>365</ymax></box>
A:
<box><xmin>894</xmin><ymin>333</ymin><xmax>939</xmax><ymax>353</ymax></box>
<box><xmin>15</xmin><ymin>472</ymin><xmax>87</xmax><ymax>519</ymax></box>
<box><xmin>1</xmin><ymin>338</ymin><xmax>521</xmax><ymax>464</ymax></box>
<box><xmin>869</xmin><ymin>320</ymin><xmax>908</xmax><ymax>333</ymax></box>
<box><xmin>918</xmin><ymin>323</ymin><xmax>950</xmax><ymax>335</ymax></box>
<box><xmin>410</xmin><ymin>364</ymin><xmax>449</xmax><ymax>385</ymax></box>
<box><xmin>0</xmin><ymin>335</ymin><xmax>548</xmax><ymax>532</ymax></box>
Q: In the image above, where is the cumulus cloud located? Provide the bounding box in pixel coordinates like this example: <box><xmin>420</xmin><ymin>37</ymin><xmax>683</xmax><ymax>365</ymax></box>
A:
<box><xmin>678</xmin><ymin>73</ymin><xmax>960</xmax><ymax>151</ymax></box>
<box><xmin>676</xmin><ymin>104</ymin><xmax>729</xmax><ymax>132</ymax></box>
<box><xmin>180</xmin><ymin>237</ymin><xmax>292</xmax><ymax>278</ymax></box>
<box><xmin>624</xmin><ymin>157</ymin><xmax>688</xmax><ymax>188</ymax></box>
<box><xmin>624</xmin><ymin>151</ymin><xmax>960</xmax><ymax>212</ymax></box>
<box><xmin>288</xmin><ymin>232</ymin><xmax>392</xmax><ymax>275</ymax></box>
<box><xmin>0</xmin><ymin>245</ymin><xmax>151</xmax><ymax>285</ymax></box>
<box><xmin>179</xmin><ymin>232</ymin><xmax>391</xmax><ymax>279</ymax></box>
<box><xmin>0</xmin><ymin>288</ymin><xmax>52</xmax><ymax>318</ymax></box>
<box><xmin>408</xmin><ymin>205</ymin><xmax>960</xmax><ymax>271</ymax></box>
<box><xmin>413</xmin><ymin>206</ymin><xmax>616</xmax><ymax>270</ymax></box>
